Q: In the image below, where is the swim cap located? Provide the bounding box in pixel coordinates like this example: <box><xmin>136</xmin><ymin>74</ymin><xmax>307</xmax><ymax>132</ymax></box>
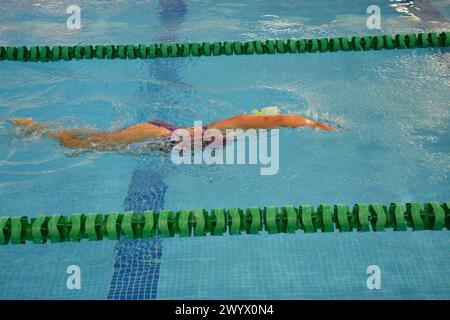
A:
<box><xmin>252</xmin><ymin>106</ymin><xmax>281</xmax><ymax>115</ymax></box>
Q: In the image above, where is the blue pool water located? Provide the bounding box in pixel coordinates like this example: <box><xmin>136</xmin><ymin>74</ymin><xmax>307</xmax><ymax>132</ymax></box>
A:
<box><xmin>0</xmin><ymin>0</ymin><xmax>449</xmax><ymax>299</ymax></box>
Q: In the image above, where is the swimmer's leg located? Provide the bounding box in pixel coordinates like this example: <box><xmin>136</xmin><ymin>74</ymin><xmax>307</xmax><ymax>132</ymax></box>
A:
<box><xmin>47</xmin><ymin>130</ymin><xmax>89</xmax><ymax>148</ymax></box>
<box><xmin>12</xmin><ymin>117</ymin><xmax>93</xmax><ymax>148</ymax></box>
<box><xmin>12</xmin><ymin>117</ymin><xmax>174</xmax><ymax>150</ymax></box>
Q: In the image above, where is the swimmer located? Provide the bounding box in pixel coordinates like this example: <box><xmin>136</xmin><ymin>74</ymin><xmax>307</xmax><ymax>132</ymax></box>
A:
<box><xmin>11</xmin><ymin>107</ymin><xmax>335</xmax><ymax>151</ymax></box>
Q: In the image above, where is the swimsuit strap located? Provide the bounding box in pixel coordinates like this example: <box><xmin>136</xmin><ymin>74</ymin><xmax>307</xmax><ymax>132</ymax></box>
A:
<box><xmin>148</xmin><ymin>120</ymin><xmax>179</xmax><ymax>132</ymax></box>
<box><xmin>148</xmin><ymin>123</ymin><xmax>227</xmax><ymax>149</ymax></box>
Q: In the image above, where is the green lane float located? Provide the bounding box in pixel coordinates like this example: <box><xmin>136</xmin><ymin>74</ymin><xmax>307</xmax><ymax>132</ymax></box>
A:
<box><xmin>0</xmin><ymin>201</ymin><xmax>449</xmax><ymax>245</ymax></box>
<box><xmin>1</xmin><ymin>32</ymin><xmax>449</xmax><ymax>63</ymax></box>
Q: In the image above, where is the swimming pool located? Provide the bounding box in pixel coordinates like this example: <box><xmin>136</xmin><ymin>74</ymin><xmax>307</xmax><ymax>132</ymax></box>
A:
<box><xmin>0</xmin><ymin>0</ymin><xmax>449</xmax><ymax>300</ymax></box>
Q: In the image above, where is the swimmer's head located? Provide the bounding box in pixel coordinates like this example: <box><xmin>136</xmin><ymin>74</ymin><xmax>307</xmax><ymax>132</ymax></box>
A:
<box><xmin>251</xmin><ymin>106</ymin><xmax>281</xmax><ymax>115</ymax></box>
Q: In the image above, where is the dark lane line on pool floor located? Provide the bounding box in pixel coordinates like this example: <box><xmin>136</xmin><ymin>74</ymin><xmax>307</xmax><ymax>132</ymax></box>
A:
<box><xmin>107</xmin><ymin>169</ymin><xmax>167</xmax><ymax>300</ymax></box>
<box><xmin>107</xmin><ymin>0</ymin><xmax>188</xmax><ymax>300</ymax></box>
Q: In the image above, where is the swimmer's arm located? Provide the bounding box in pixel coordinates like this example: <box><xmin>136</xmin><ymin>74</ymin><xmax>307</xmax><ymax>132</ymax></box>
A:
<box><xmin>207</xmin><ymin>114</ymin><xmax>335</xmax><ymax>131</ymax></box>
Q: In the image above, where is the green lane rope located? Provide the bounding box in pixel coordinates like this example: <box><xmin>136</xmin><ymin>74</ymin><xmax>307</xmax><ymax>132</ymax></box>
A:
<box><xmin>1</xmin><ymin>32</ymin><xmax>449</xmax><ymax>63</ymax></box>
<box><xmin>0</xmin><ymin>201</ymin><xmax>448</xmax><ymax>245</ymax></box>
